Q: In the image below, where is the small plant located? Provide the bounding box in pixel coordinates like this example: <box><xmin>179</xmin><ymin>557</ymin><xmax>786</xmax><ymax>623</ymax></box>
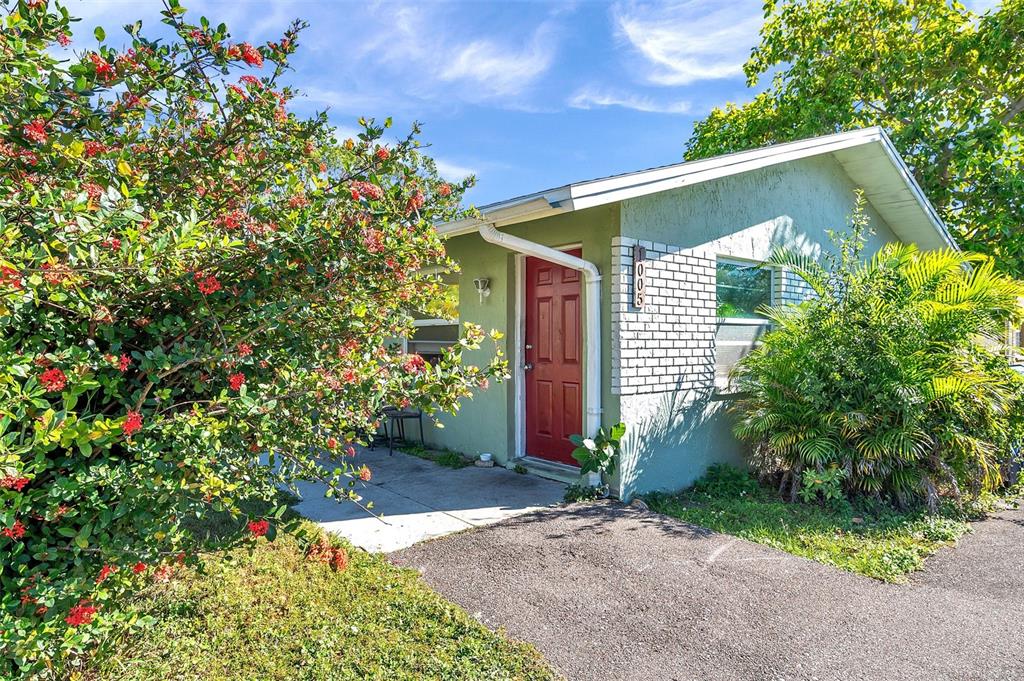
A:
<box><xmin>400</xmin><ymin>444</ymin><xmax>471</xmax><ymax>469</ymax></box>
<box><xmin>690</xmin><ymin>464</ymin><xmax>761</xmax><ymax>498</ymax></box>
<box><xmin>564</xmin><ymin>483</ymin><xmax>606</xmax><ymax>503</ymax></box>
<box><xmin>798</xmin><ymin>467</ymin><xmax>847</xmax><ymax>505</ymax></box>
<box><xmin>569</xmin><ymin>422</ymin><xmax>626</xmax><ymax>477</ymax></box>
<box><xmin>514</xmin><ymin>464</ymin><xmax>528</xmax><ymax>474</ymax></box>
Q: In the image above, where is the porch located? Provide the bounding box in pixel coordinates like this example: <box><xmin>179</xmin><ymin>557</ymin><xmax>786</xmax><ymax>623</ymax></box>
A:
<box><xmin>292</xmin><ymin>445</ymin><xmax>566</xmax><ymax>553</ymax></box>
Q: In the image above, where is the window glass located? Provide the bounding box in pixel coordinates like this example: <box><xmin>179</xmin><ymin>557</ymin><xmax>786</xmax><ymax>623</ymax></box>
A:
<box><xmin>421</xmin><ymin>282</ymin><xmax>459</xmax><ymax>322</ymax></box>
<box><xmin>716</xmin><ymin>260</ymin><xmax>771</xmax><ymax>319</ymax></box>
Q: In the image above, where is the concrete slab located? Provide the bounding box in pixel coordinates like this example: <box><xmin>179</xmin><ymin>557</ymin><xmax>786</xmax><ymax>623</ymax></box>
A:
<box><xmin>292</xmin><ymin>445</ymin><xmax>566</xmax><ymax>553</ymax></box>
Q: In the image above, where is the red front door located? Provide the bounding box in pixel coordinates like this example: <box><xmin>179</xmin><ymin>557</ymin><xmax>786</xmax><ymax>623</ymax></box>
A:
<box><xmin>525</xmin><ymin>250</ymin><xmax>583</xmax><ymax>466</ymax></box>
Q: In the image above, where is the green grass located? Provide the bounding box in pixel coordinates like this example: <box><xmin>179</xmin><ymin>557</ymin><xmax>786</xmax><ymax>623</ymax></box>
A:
<box><xmin>644</xmin><ymin>465</ymin><xmax>977</xmax><ymax>583</ymax></box>
<box><xmin>82</xmin><ymin>507</ymin><xmax>556</xmax><ymax>681</ymax></box>
<box><xmin>399</xmin><ymin>444</ymin><xmax>473</xmax><ymax>469</ymax></box>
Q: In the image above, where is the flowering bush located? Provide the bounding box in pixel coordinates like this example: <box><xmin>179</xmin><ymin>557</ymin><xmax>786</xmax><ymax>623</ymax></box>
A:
<box><xmin>0</xmin><ymin>1</ymin><xmax>505</xmax><ymax>674</ymax></box>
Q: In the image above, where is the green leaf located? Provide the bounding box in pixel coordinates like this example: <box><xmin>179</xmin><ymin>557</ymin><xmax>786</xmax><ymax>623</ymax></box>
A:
<box><xmin>94</xmin><ymin>26</ymin><xmax>105</xmax><ymax>41</ymax></box>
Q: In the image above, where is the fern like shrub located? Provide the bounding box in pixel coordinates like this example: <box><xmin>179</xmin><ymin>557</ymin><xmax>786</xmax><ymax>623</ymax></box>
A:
<box><xmin>732</xmin><ymin>198</ymin><xmax>1024</xmax><ymax>509</ymax></box>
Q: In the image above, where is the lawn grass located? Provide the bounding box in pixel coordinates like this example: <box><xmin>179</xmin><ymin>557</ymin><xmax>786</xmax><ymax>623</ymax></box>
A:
<box><xmin>399</xmin><ymin>443</ymin><xmax>474</xmax><ymax>469</ymax></box>
<box><xmin>81</xmin><ymin>506</ymin><xmax>556</xmax><ymax>681</ymax></box>
<box><xmin>644</xmin><ymin>465</ymin><xmax>980</xmax><ymax>583</ymax></box>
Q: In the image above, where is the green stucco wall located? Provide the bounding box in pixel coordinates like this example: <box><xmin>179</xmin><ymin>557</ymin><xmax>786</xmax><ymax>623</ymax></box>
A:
<box><xmin>615</xmin><ymin>154</ymin><xmax>900</xmax><ymax>499</ymax></box>
<box><xmin>422</xmin><ymin>205</ymin><xmax>621</xmax><ymax>465</ymax></box>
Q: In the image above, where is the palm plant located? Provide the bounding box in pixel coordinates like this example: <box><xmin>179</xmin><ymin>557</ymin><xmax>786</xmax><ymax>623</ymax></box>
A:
<box><xmin>732</xmin><ymin>195</ymin><xmax>1024</xmax><ymax>509</ymax></box>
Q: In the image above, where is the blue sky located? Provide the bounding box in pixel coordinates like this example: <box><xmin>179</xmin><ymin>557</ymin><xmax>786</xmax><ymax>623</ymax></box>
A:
<box><xmin>66</xmin><ymin>0</ymin><xmax>997</xmax><ymax>207</ymax></box>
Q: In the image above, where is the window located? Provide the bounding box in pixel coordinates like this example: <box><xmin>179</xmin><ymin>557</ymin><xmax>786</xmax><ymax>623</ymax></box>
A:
<box><xmin>407</xmin><ymin>275</ymin><xmax>460</xmax><ymax>363</ymax></box>
<box><xmin>716</xmin><ymin>259</ymin><xmax>772</xmax><ymax>319</ymax></box>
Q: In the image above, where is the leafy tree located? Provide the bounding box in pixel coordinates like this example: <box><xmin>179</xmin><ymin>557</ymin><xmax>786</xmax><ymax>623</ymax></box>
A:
<box><xmin>686</xmin><ymin>0</ymin><xmax>1024</xmax><ymax>273</ymax></box>
<box><xmin>0</xmin><ymin>0</ymin><xmax>505</xmax><ymax>673</ymax></box>
<box><xmin>732</xmin><ymin>196</ymin><xmax>1024</xmax><ymax>509</ymax></box>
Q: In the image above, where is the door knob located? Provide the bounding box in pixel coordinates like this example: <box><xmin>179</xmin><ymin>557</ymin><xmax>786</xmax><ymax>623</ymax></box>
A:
<box><xmin>524</xmin><ymin>363</ymin><xmax>533</xmax><ymax>371</ymax></box>
<box><xmin>525</xmin><ymin>344</ymin><xmax>533</xmax><ymax>349</ymax></box>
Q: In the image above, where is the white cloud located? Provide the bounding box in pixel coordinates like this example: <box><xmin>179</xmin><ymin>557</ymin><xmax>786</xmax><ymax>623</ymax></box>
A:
<box><xmin>434</xmin><ymin>158</ymin><xmax>477</xmax><ymax>181</ymax></box>
<box><xmin>613</xmin><ymin>1</ymin><xmax>762</xmax><ymax>86</ymax></box>
<box><xmin>354</xmin><ymin>5</ymin><xmax>558</xmax><ymax>103</ymax></box>
<box><xmin>298</xmin><ymin>86</ymin><xmax>390</xmax><ymax>115</ymax></box>
<box><xmin>568</xmin><ymin>87</ymin><xmax>691</xmax><ymax>114</ymax></box>
<box><xmin>441</xmin><ymin>28</ymin><xmax>555</xmax><ymax>97</ymax></box>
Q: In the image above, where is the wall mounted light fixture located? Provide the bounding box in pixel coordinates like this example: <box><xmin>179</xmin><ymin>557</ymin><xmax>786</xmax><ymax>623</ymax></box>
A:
<box><xmin>473</xmin><ymin>277</ymin><xmax>491</xmax><ymax>304</ymax></box>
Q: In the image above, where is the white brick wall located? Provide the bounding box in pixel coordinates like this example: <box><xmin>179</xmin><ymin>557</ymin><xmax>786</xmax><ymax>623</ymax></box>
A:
<box><xmin>774</xmin><ymin>268</ymin><xmax>816</xmax><ymax>305</ymax></box>
<box><xmin>611</xmin><ymin>236</ymin><xmax>717</xmax><ymax>396</ymax></box>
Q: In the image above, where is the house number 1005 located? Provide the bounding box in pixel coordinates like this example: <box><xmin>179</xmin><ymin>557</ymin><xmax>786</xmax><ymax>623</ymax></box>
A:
<box><xmin>633</xmin><ymin>244</ymin><xmax>646</xmax><ymax>309</ymax></box>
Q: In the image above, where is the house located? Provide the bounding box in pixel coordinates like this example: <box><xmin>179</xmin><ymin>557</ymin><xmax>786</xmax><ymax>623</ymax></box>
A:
<box><xmin>409</xmin><ymin>127</ymin><xmax>956</xmax><ymax>501</ymax></box>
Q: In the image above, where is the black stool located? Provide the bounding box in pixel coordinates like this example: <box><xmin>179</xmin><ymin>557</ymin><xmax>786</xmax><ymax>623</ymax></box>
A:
<box><xmin>379</xmin><ymin>407</ymin><xmax>425</xmax><ymax>455</ymax></box>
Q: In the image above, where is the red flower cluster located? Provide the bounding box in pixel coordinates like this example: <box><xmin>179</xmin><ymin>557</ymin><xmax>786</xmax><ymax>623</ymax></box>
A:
<box><xmin>23</xmin><ymin>119</ymin><xmax>48</xmax><ymax>144</ymax></box>
<box><xmin>238</xmin><ymin>42</ymin><xmax>264</xmax><ymax>67</ymax></box>
<box><xmin>1</xmin><ymin>265</ymin><xmax>22</xmax><ymax>289</ymax></box>
<box><xmin>56</xmin><ymin>32</ymin><xmax>71</xmax><ymax>47</ymax></box>
<box><xmin>405</xmin><ymin>190</ymin><xmax>425</xmax><ymax>215</ymax></box>
<box><xmin>194</xmin><ymin>272</ymin><xmax>221</xmax><ymax>295</ymax></box>
<box><xmin>101</xmin><ymin>236</ymin><xmax>121</xmax><ymax>249</ymax></box>
<box><xmin>96</xmin><ymin>564</ymin><xmax>118</xmax><ymax>584</ymax></box>
<box><xmin>288</xmin><ymin>193</ymin><xmax>309</xmax><ymax>209</ymax></box>
<box><xmin>216</xmin><ymin>209</ymin><xmax>245</xmax><ymax>230</ymax></box>
<box><xmin>40</xmin><ymin>367</ymin><xmax>67</xmax><ymax>392</ymax></box>
<box><xmin>122</xmin><ymin>410</ymin><xmax>143</xmax><ymax>436</ymax></box>
<box><xmin>237</xmin><ymin>342</ymin><xmax>253</xmax><ymax>357</ymax></box>
<box><xmin>326</xmin><ymin>436</ymin><xmax>338</xmax><ymax>450</ymax></box>
<box><xmin>132</xmin><ymin>562</ymin><xmax>147</xmax><ymax>574</ymax></box>
<box><xmin>0</xmin><ymin>476</ymin><xmax>30</xmax><ymax>491</ymax></box>
<box><xmin>118</xmin><ymin>353</ymin><xmax>131</xmax><ymax>372</ymax></box>
<box><xmin>306</xmin><ymin>536</ymin><xmax>349</xmax><ymax>572</ymax></box>
<box><xmin>65</xmin><ymin>600</ymin><xmax>99</xmax><ymax>627</ymax></box>
<box><xmin>350</xmin><ymin>181</ymin><xmax>384</xmax><ymax>201</ymax></box>
<box><xmin>2</xmin><ymin>520</ymin><xmax>26</xmax><ymax>539</ymax></box>
<box><xmin>121</xmin><ymin>92</ymin><xmax>142</xmax><ymax>109</ymax></box>
<box><xmin>239</xmin><ymin>75</ymin><xmax>261</xmax><ymax>88</ymax></box>
<box><xmin>84</xmin><ymin>182</ymin><xmax>103</xmax><ymax>202</ymax></box>
<box><xmin>438</xmin><ymin>183</ymin><xmax>452</xmax><ymax>197</ymax></box>
<box><xmin>375</xmin><ymin>146</ymin><xmax>390</xmax><ymax>161</ymax></box>
<box><xmin>402</xmin><ymin>353</ymin><xmax>426</xmax><ymax>374</ymax></box>
<box><xmin>362</xmin><ymin>228</ymin><xmax>385</xmax><ymax>254</ymax></box>
<box><xmin>83</xmin><ymin>140</ymin><xmax>108</xmax><ymax>157</ymax></box>
<box><xmin>228</xmin><ymin>372</ymin><xmax>246</xmax><ymax>391</ymax></box>
<box><xmin>358</xmin><ymin>465</ymin><xmax>372</xmax><ymax>482</ymax></box>
<box><xmin>89</xmin><ymin>52</ymin><xmax>115</xmax><ymax>82</ymax></box>
<box><xmin>247</xmin><ymin>519</ymin><xmax>269</xmax><ymax>537</ymax></box>
<box><xmin>41</xmin><ymin>262</ymin><xmax>71</xmax><ymax>285</ymax></box>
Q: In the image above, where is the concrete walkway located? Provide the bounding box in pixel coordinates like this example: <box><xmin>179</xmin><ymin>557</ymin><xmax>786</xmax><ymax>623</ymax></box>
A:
<box><xmin>292</xmin><ymin>445</ymin><xmax>566</xmax><ymax>552</ymax></box>
<box><xmin>394</xmin><ymin>502</ymin><xmax>1024</xmax><ymax>680</ymax></box>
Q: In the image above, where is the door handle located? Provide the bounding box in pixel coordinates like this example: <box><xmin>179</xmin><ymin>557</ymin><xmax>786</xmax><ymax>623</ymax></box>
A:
<box><xmin>524</xmin><ymin>363</ymin><xmax>533</xmax><ymax>371</ymax></box>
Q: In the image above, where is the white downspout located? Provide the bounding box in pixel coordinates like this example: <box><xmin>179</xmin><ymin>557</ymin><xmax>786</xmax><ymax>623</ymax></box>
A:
<box><xmin>477</xmin><ymin>223</ymin><xmax>604</xmax><ymax>483</ymax></box>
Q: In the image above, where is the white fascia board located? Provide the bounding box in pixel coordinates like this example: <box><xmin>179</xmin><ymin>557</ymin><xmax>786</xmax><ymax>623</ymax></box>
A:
<box><xmin>438</xmin><ymin>192</ymin><xmax>571</xmax><ymax>237</ymax></box>
<box><xmin>568</xmin><ymin>128</ymin><xmax>885</xmax><ymax>210</ymax></box>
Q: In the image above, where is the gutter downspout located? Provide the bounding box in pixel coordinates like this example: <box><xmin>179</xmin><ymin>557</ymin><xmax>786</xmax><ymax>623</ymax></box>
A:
<box><xmin>477</xmin><ymin>223</ymin><xmax>604</xmax><ymax>485</ymax></box>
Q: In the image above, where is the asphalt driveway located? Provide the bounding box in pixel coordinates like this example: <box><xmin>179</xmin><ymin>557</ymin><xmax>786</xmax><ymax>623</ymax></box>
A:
<box><xmin>393</xmin><ymin>502</ymin><xmax>1024</xmax><ymax>680</ymax></box>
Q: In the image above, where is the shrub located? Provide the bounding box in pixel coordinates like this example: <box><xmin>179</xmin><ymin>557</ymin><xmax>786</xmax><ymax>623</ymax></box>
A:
<box><xmin>732</xmin><ymin>194</ymin><xmax>1024</xmax><ymax>510</ymax></box>
<box><xmin>0</xmin><ymin>2</ymin><xmax>505</xmax><ymax>674</ymax></box>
